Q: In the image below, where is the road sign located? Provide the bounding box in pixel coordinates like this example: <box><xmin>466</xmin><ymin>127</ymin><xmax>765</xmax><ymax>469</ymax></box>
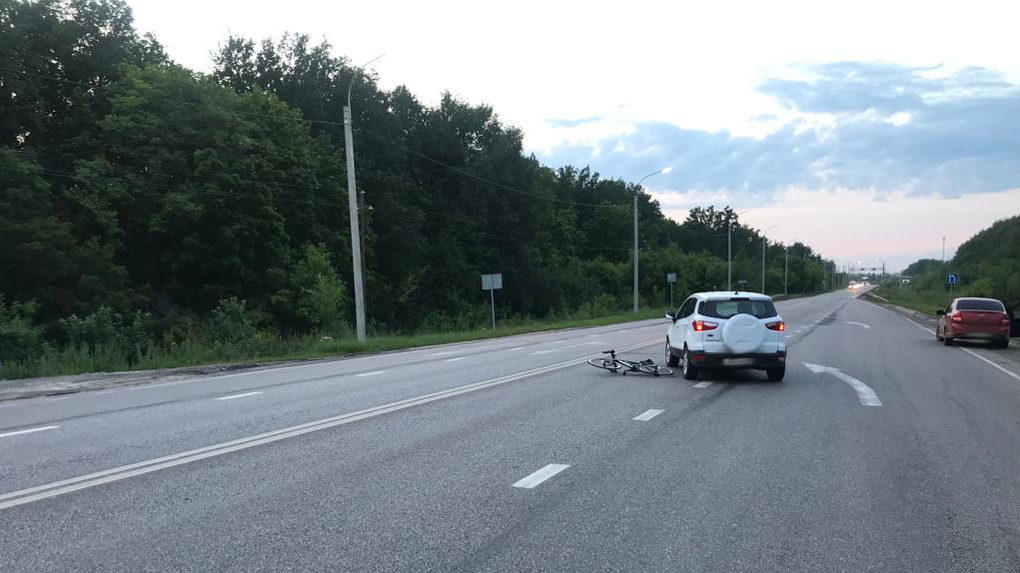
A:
<box><xmin>946</xmin><ymin>273</ymin><xmax>958</xmax><ymax>285</ymax></box>
<box><xmin>667</xmin><ymin>273</ymin><xmax>676</xmax><ymax>283</ymax></box>
<box><xmin>481</xmin><ymin>273</ymin><xmax>502</xmax><ymax>331</ymax></box>
<box><xmin>481</xmin><ymin>273</ymin><xmax>503</xmax><ymax>290</ymax></box>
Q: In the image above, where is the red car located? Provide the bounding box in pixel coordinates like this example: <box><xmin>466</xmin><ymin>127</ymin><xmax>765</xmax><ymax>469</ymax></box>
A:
<box><xmin>936</xmin><ymin>297</ymin><xmax>1011</xmax><ymax>348</ymax></box>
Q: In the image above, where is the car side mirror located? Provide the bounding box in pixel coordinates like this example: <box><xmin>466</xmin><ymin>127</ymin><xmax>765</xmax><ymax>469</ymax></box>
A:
<box><xmin>935</xmin><ymin>309</ymin><xmax>945</xmax><ymax>315</ymax></box>
<box><xmin>665</xmin><ymin>312</ymin><xmax>675</xmax><ymax>321</ymax></box>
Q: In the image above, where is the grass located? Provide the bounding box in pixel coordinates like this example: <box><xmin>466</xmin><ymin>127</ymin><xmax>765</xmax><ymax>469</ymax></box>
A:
<box><xmin>0</xmin><ymin>307</ymin><xmax>669</xmax><ymax>380</ymax></box>
<box><xmin>870</xmin><ymin>284</ymin><xmax>951</xmax><ymax>317</ymax></box>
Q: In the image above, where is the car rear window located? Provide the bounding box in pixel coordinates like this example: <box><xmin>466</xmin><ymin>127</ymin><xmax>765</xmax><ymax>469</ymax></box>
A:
<box><xmin>957</xmin><ymin>299</ymin><xmax>1005</xmax><ymax>312</ymax></box>
<box><xmin>700</xmin><ymin>299</ymin><xmax>778</xmax><ymax>319</ymax></box>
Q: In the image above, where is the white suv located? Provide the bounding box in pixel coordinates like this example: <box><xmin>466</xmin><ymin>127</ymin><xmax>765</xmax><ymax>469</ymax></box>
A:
<box><xmin>665</xmin><ymin>291</ymin><xmax>787</xmax><ymax>381</ymax></box>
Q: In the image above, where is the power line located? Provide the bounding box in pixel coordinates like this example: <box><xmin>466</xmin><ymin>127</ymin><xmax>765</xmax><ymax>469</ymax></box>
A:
<box><xmin>6</xmin><ymin>68</ymin><xmax>652</xmax><ymax>211</ymax></box>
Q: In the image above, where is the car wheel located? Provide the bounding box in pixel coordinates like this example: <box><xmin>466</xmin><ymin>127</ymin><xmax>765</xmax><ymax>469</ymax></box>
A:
<box><xmin>935</xmin><ymin>327</ymin><xmax>943</xmax><ymax>342</ymax></box>
<box><xmin>998</xmin><ymin>338</ymin><xmax>1010</xmax><ymax>349</ymax></box>
<box><xmin>665</xmin><ymin>339</ymin><xmax>680</xmax><ymax>367</ymax></box>
<box><xmin>766</xmin><ymin>366</ymin><xmax>785</xmax><ymax>382</ymax></box>
<box><xmin>681</xmin><ymin>346</ymin><xmax>699</xmax><ymax>381</ymax></box>
<box><xmin>943</xmin><ymin>336</ymin><xmax>953</xmax><ymax>346</ymax></box>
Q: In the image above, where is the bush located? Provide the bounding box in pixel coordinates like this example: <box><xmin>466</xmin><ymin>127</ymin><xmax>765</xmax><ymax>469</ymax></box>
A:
<box><xmin>204</xmin><ymin>297</ymin><xmax>256</xmax><ymax>345</ymax></box>
<box><xmin>0</xmin><ymin>296</ymin><xmax>44</xmax><ymax>363</ymax></box>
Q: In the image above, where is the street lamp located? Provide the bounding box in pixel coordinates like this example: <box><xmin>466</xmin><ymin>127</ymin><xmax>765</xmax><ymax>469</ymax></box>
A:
<box><xmin>343</xmin><ymin>54</ymin><xmax>384</xmax><ymax>344</ymax></box>
<box><xmin>761</xmin><ymin>224</ymin><xmax>780</xmax><ymax>293</ymax></box>
<box><xmin>633</xmin><ymin>166</ymin><xmax>672</xmax><ymax>313</ymax></box>
<box><xmin>727</xmin><ymin>209</ymin><xmax>750</xmax><ymax>291</ymax></box>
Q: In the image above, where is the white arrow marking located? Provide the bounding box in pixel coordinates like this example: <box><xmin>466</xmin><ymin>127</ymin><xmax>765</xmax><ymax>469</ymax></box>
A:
<box><xmin>803</xmin><ymin>363</ymin><xmax>882</xmax><ymax>406</ymax></box>
<box><xmin>845</xmin><ymin>321</ymin><xmax>872</xmax><ymax>329</ymax></box>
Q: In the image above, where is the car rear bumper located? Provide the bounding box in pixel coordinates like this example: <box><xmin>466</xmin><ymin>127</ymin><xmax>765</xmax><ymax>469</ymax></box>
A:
<box><xmin>950</xmin><ymin>331</ymin><xmax>1009</xmax><ymax>341</ymax></box>
<box><xmin>947</xmin><ymin>326</ymin><xmax>1010</xmax><ymax>339</ymax></box>
<box><xmin>689</xmin><ymin>350</ymin><xmax>787</xmax><ymax>370</ymax></box>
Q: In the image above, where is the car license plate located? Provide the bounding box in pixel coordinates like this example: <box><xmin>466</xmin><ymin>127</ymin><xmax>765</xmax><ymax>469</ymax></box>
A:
<box><xmin>723</xmin><ymin>358</ymin><xmax>755</xmax><ymax>367</ymax></box>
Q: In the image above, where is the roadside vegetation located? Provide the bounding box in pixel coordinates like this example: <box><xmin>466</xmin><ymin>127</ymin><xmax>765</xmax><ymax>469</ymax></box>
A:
<box><xmin>875</xmin><ymin>215</ymin><xmax>1020</xmax><ymax>316</ymax></box>
<box><xmin>1</xmin><ymin>0</ymin><xmax>836</xmax><ymax>379</ymax></box>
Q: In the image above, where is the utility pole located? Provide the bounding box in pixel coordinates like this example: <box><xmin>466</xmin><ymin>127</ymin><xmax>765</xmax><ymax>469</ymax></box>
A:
<box><xmin>343</xmin><ymin>105</ymin><xmax>367</xmax><ymax>343</ymax></box>
<box><xmin>634</xmin><ymin>167</ymin><xmax>671</xmax><ymax>312</ymax></box>
<box><xmin>762</xmin><ymin>225</ymin><xmax>779</xmax><ymax>294</ymax></box>
<box><xmin>784</xmin><ymin>245</ymin><xmax>789</xmax><ymax>295</ymax></box>
<box><xmin>942</xmin><ymin>236</ymin><xmax>946</xmax><ymax>263</ymax></box>
<box><xmin>633</xmin><ymin>190</ymin><xmax>639</xmax><ymax>313</ymax></box>
<box><xmin>342</xmin><ymin>55</ymin><xmax>384</xmax><ymax>344</ymax></box>
<box><xmin>727</xmin><ymin>214</ymin><xmax>732</xmax><ymax>291</ymax></box>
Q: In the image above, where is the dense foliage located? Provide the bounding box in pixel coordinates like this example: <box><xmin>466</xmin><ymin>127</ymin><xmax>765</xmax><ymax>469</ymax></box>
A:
<box><xmin>0</xmin><ymin>0</ymin><xmax>834</xmax><ymax>374</ymax></box>
<box><xmin>891</xmin><ymin>216</ymin><xmax>1020</xmax><ymax>311</ymax></box>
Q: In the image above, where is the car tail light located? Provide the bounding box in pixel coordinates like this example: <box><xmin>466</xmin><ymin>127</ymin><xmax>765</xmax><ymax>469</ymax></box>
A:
<box><xmin>1003</xmin><ymin>314</ymin><xmax>1012</xmax><ymax>326</ymax></box>
<box><xmin>766</xmin><ymin>321</ymin><xmax>786</xmax><ymax>332</ymax></box>
<box><xmin>693</xmin><ymin>320</ymin><xmax>718</xmax><ymax>332</ymax></box>
<box><xmin>951</xmin><ymin>312</ymin><xmax>963</xmax><ymax>323</ymax></box>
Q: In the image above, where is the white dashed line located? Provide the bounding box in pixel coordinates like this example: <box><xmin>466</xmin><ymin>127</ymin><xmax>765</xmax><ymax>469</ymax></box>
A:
<box><xmin>694</xmin><ymin>382</ymin><xmax>712</xmax><ymax>388</ymax></box>
<box><xmin>215</xmin><ymin>391</ymin><xmax>263</xmax><ymax>401</ymax></box>
<box><xmin>43</xmin><ymin>396</ymin><xmax>70</xmax><ymax>401</ymax></box>
<box><xmin>0</xmin><ymin>426</ymin><xmax>60</xmax><ymax>438</ymax></box>
<box><xmin>428</xmin><ymin>350</ymin><xmax>462</xmax><ymax>357</ymax></box>
<box><xmin>355</xmin><ymin>371</ymin><xmax>386</xmax><ymax>378</ymax></box>
<box><xmin>512</xmin><ymin>464</ymin><xmax>570</xmax><ymax>489</ymax></box>
<box><xmin>506</xmin><ymin>347</ymin><xmax>524</xmax><ymax>352</ymax></box>
<box><xmin>444</xmin><ymin>357</ymin><xmax>466</xmax><ymax>363</ymax></box>
<box><xmin>531</xmin><ymin>349</ymin><xmax>560</xmax><ymax>355</ymax></box>
<box><xmin>632</xmin><ymin>409</ymin><xmax>664</xmax><ymax>421</ymax></box>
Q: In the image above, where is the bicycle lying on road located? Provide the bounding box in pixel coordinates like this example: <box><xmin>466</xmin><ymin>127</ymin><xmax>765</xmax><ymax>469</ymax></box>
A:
<box><xmin>587</xmin><ymin>349</ymin><xmax>673</xmax><ymax>377</ymax></box>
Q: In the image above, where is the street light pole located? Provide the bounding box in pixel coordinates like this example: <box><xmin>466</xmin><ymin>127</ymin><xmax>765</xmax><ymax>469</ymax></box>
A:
<box><xmin>343</xmin><ymin>55</ymin><xmax>384</xmax><ymax>343</ymax></box>
<box><xmin>633</xmin><ymin>166</ymin><xmax>672</xmax><ymax>313</ymax></box>
<box><xmin>784</xmin><ymin>244</ymin><xmax>790</xmax><ymax>295</ymax></box>
<box><xmin>761</xmin><ymin>224</ymin><xmax>779</xmax><ymax>294</ymax></box>
<box><xmin>727</xmin><ymin>209</ymin><xmax>749</xmax><ymax>291</ymax></box>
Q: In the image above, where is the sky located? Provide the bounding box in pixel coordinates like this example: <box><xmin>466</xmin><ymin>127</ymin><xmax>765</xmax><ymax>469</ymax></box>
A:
<box><xmin>126</xmin><ymin>0</ymin><xmax>1020</xmax><ymax>271</ymax></box>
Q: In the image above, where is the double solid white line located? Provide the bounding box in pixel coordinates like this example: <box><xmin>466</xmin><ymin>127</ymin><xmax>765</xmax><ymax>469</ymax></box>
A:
<box><xmin>0</xmin><ymin>338</ymin><xmax>659</xmax><ymax>511</ymax></box>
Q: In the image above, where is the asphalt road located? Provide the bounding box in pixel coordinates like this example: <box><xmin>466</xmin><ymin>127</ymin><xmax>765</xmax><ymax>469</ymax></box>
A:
<box><xmin>3</xmin><ymin>290</ymin><xmax>1020</xmax><ymax>572</ymax></box>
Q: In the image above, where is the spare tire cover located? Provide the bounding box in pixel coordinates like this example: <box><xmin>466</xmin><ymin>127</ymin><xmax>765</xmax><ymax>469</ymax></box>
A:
<box><xmin>721</xmin><ymin>313</ymin><xmax>766</xmax><ymax>354</ymax></box>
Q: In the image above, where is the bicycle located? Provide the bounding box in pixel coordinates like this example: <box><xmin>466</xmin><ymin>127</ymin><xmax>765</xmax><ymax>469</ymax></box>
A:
<box><xmin>587</xmin><ymin>349</ymin><xmax>673</xmax><ymax>377</ymax></box>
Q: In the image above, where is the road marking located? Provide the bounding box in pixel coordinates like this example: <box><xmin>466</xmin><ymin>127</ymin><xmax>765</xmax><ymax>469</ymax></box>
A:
<box><xmin>531</xmin><ymin>349</ymin><xmax>560</xmax><ymax>355</ymax></box>
<box><xmin>215</xmin><ymin>391</ymin><xmax>263</xmax><ymax>401</ymax></box>
<box><xmin>0</xmin><ymin>338</ymin><xmax>659</xmax><ymax>511</ymax></box>
<box><xmin>506</xmin><ymin>347</ymin><xmax>524</xmax><ymax>351</ymax></box>
<box><xmin>93</xmin><ymin>390</ymin><xmax>114</xmax><ymax>395</ymax></box>
<box><xmin>803</xmin><ymin>363</ymin><xmax>882</xmax><ymax>406</ymax></box>
<box><xmin>845</xmin><ymin>321</ymin><xmax>871</xmax><ymax>329</ymax></box>
<box><xmin>43</xmin><ymin>396</ymin><xmax>70</xmax><ymax>401</ymax></box>
<box><xmin>429</xmin><ymin>350</ymin><xmax>462</xmax><ymax>357</ymax></box>
<box><xmin>632</xmin><ymin>409</ymin><xmax>664</xmax><ymax>421</ymax></box>
<box><xmin>444</xmin><ymin>357</ymin><xmax>466</xmax><ymax>363</ymax></box>
<box><xmin>511</xmin><ymin>464</ymin><xmax>570</xmax><ymax>489</ymax></box>
<box><xmin>902</xmin><ymin>317</ymin><xmax>1020</xmax><ymax>382</ymax></box>
<box><xmin>355</xmin><ymin>371</ymin><xmax>386</xmax><ymax>377</ymax></box>
<box><xmin>959</xmin><ymin>347</ymin><xmax>1020</xmax><ymax>382</ymax></box>
<box><xmin>0</xmin><ymin>426</ymin><xmax>60</xmax><ymax>438</ymax></box>
<box><xmin>694</xmin><ymin>382</ymin><xmax>712</xmax><ymax>388</ymax></box>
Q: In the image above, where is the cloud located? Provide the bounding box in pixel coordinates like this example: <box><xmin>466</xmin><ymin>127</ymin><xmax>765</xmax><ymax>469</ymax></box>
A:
<box><xmin>545</xmin><ymin>116</ymin><xmax>603</xmax><ymax>128</ymax></box>
<box><xmin>535</xmin><ymin>62</ymin><xmax>1020</xmax><ymax>199</ymax></box>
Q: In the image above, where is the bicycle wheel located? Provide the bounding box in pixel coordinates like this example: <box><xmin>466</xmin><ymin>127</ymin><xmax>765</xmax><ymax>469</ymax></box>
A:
<box><xmin>639</xmin><ymin>364</ymin><xmax>673</xmax><ymax>377</ymax></box>
<box><xmin>587</xmin><ymin>357</ymin><xmax>619</xmax><ymax>372</ymax></box>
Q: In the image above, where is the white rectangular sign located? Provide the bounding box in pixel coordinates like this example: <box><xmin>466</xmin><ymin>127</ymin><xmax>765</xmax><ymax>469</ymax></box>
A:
<box><xmin>482</xmin><ymin>273</ymin><xmax>503</xmax><ymax>290</ymax></box>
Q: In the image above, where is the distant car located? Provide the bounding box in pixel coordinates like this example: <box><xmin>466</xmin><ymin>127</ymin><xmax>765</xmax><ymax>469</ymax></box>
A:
<box><xmin>665</xmin><ymin>291</ymin><xmax>787</xmax><ymax>381</ymax></box>
<box><xmin>936</xmin><ymin>297</ymin><xmax>1011</xmax><ymax>348</ymax></box>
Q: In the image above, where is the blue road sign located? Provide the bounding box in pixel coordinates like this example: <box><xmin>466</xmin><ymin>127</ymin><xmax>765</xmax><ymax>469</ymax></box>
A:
<box><xmin>946</xmin><ymin>273</ymin><xmax>958</xmax><ymax>285</ymax></box>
